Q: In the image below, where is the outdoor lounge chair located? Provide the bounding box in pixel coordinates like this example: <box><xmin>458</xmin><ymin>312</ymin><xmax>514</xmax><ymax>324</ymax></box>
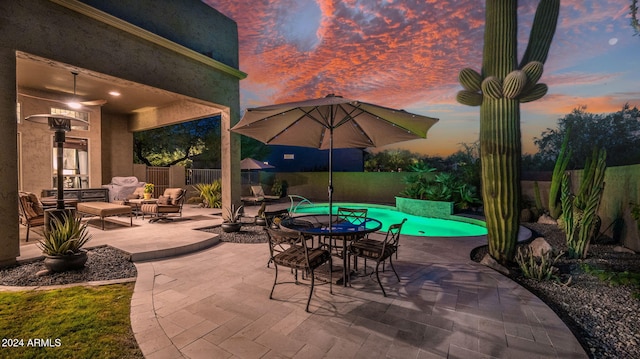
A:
<box><xmin>266</xmin><ymin>228</ymin><xmax>332</xmax><ymax>312</ymax></box>
<box><xmin>349</xmin><ymin>218</ymin><xmax>407</xmax><ymax>297</ymax></box>
<box><xmin>241</xmin><ymin>185</ymin><xmax>279</xmax><ymax>204</ymax></box>
<box><xmin>140</xmin><ymin>188</ymin><xmax>186</xmax><ymax>223</ymax></box>
<box><xmin>251</xmin><ymin>185</ymin><xmax>280</xmax><ymax>201</ymax></box>
<box><xmin>18</xmin><ymin>191</ymin><xmax>45</xmax><ymax>242</ymax></box>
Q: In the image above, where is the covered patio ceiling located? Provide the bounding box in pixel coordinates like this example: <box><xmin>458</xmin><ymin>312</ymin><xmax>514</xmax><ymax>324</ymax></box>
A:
<box><xmin>16</xmin><ymin>52</ymin><xmax>200</xmax><ymax>116</ymax></box>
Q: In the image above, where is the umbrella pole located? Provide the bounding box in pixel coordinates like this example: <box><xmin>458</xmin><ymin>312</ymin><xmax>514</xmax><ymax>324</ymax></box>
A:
<box><xmin>328</xmin><ymin>127</ymin><xmax>333</xmax><ymax>224</ymax></box>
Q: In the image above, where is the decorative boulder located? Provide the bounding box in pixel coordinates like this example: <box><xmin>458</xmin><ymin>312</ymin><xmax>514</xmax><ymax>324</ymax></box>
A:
<box><xmin>480</xmin><ymin>254</ymin><xmax>510</xmax><ymax>275</ymax></box>
<box><xmin>529</xmin><ymin>237</ymin><xmax>552</xmax><ymax>257</ymax></box>
<box><xmin>537</xmin><ymin>214</ymin><xmax>557</xmax><ymax>225</ymax></box>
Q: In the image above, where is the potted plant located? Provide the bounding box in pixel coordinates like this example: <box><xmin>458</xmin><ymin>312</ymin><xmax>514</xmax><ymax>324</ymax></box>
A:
<box><xmin>143</xmin><ymin>183</ymin><xmax>155</xmax><ymax>199</ymax></box>
<box><xmin>38</xmin><ymin>211</ymin><xmax>92</xmax><ymax>273</ymax></box>
<box><xmin>255</xmin><ymin>202</ymin><xmax>267</xmax><ymax>226</ymax></box>
<box><xmin>221</xmin><ymin>204</ymin><xmax>244</xmax><ymax>232</ymax></box>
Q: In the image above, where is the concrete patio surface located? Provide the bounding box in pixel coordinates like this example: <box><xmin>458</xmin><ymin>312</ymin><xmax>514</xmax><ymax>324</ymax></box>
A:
<box><xmin>13</xmin><ymin>202</ymin><xmax>588</xmax><ymax>358</ymax></box>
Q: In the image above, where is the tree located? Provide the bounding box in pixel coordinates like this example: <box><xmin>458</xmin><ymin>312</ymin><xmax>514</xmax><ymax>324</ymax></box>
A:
<box><xmin>133</xmin><ymin>117</ymin><xmax>271</xmax><ymax>167</ymax></box>
<box><xmin>456</xmin><ymin>0</ymin><xmax>560</xmax><ymax>264</ymax></box>
<box><xmin>364</xmin><ymin>149</ymin><xmax>420</xmax><ymax>172</ymax></box>
<box><xmin>533</xmin><ymin>105</ymin><xmax>640</xmax><ymax>169</ymax></box>
<box><xmin>134</xmin><ymin>117</ymin><xmax>220</xmax><ymax>167</ymax></box>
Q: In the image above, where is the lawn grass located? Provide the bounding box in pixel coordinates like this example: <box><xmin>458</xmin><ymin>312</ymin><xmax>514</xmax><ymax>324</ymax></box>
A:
<box><xmin>0</xmin><ymin>283</ymin><xmax>142</xmax><ymax>359</ymax></box>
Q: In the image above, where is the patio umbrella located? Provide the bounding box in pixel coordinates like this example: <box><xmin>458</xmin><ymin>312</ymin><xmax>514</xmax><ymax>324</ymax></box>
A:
<box><xmin>240</xmin><ymin>157</ymin><xmax>275</xmax><ymax>184</ymax></box>
<box><xmin>240</xmin><ymin>157</ymin><xmax>275</xmax><ymax>170</ymax></box>
<box><xmin>231</xmin><ymin>94</ymin><xmax>439</xmax><ymax>219</ymax></box>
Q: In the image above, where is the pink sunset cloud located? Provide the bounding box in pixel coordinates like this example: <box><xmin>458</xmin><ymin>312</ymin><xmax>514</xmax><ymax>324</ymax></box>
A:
<box><xmin>204</xmin><ymin>0</ymin><xmax>640</xmax><ymax>156</ymax></box>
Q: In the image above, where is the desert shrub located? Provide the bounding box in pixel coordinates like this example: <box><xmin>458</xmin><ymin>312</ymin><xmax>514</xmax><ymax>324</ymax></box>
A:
<box><xmin>515</xmin><ymin>246</ymin><xmax>563</xmax><ymax>281</ymax></box>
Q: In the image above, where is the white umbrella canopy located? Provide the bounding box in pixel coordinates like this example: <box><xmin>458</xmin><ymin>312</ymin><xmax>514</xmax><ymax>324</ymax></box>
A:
<box><xmin>232</xmin><ymin>95</ymin><xmax>439</xmax><ymax>150</ymax></box>
<box><xmin>231</xmin><ymin>94</ymin><xmax>439</xmax><ymax>218</ymax></box>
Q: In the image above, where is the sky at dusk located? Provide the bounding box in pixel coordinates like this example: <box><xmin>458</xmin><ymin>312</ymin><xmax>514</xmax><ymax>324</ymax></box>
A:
<box><xmin>203</xmin><ymin>0</ymin><xmax>640</xmax><ymax>157</ymax></box>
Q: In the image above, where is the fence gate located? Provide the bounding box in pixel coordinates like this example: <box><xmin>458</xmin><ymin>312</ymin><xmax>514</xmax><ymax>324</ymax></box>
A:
<box><xmin>146</xmin><ymin>166</ymin><xmax>169</xmax><ymax>198</ymax></box>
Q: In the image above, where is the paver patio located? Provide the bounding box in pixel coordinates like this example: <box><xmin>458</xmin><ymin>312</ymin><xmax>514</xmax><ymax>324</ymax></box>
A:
<box><xmin>14</xmin><ymin>203</ymin><xmax>587</xmax><ymax>358</ymax></box>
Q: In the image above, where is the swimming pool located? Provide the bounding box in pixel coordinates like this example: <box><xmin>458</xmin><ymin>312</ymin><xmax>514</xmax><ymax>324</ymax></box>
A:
<box><xmin>291</xmin><ymin>202</ymin><xmax>487</xmax><ymax>237</ymax></box>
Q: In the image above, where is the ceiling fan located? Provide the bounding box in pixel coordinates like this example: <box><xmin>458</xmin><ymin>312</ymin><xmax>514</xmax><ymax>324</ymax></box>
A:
<box><xmin>67</xmin><ymin>72</ymin><xmax>107</xmax><ymax>108</ymax></box>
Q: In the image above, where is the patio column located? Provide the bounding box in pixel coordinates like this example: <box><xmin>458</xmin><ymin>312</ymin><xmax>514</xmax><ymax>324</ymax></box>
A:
<box><xmin>0</xmin><ymin>47</ymin><xmax>20</xmax><ymax>266</ymax></box>
<box><xmin>221</xmin><ymin>108</ymin><xmax>241</xmax><ymax>211</ymax></box>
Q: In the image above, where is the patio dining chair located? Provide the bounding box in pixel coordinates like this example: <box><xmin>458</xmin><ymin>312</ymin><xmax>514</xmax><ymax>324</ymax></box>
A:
<box><xmin>325</xmin><ymin>207</ymin><xmax>368</xmax><ymax>258</ymax></box>
<box><xmin>266</xmin><ymin>228</ymin><xmax>332</xmax><ymax>312</ymax></box>
<box><xmin>349</xmin><ymin>218</ymin><xmax>407</xmax><ymax>297</ymax></box>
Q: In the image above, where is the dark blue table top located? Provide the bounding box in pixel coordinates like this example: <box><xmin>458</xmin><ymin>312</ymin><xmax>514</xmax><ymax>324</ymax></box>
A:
<box><xmin>280</xmin><ymin>214</ymin><xmax>382</xmax><ymax>236</ymax></box>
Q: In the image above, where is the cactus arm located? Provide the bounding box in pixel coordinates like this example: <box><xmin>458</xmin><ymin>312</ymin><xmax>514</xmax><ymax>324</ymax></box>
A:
<box><xmin>519</xmin><ymin>0</ymin><xmax>561</xmax><ymax>67</ymax></box>
<box><xmin>567</xmin><ymin>149</ymin><xmax>607</xmax><ymax>259</ymax></box>
<box><xmin>549</xmin><ymin>128</ymin><xmax>571</xmax><ymax>219</ymax></box>
<box><xmin>534</xmin><ymin>180</ymin><xmax>544</xmax><ymax>212</ymax></box>
<box><xmin>482</xmin><ymin>1</ymin><xmax>518</xmax><ymax>78</ymax></box>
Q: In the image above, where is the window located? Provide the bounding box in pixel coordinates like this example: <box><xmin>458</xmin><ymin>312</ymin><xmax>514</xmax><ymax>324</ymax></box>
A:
<box><xmin>50</xmin><ymin>108</ymin><xmax>89</xmax><ymax>130</ymax></box>
<box><xmin>283</xmin><ymin>154</ymin><xmax>295</xmax><ymax>160</ymax></box>
<box><xmin>52</xmin><ymin>137</ymin><xmax>89</xmax><ymax>189</ymax></box>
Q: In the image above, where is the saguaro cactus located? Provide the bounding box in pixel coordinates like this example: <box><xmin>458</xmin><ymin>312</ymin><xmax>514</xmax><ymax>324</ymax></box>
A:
<box><xmin>457</xmin><ymin>0</ymin><xmax>560</xmax><ymax>263</ymax></box>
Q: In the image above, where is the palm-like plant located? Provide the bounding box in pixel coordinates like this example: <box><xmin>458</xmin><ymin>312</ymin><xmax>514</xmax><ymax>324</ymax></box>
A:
<box><xmin>193</xmin><ymin>180</ymin><xmax>222</xmax><ymax>208</ymax></box>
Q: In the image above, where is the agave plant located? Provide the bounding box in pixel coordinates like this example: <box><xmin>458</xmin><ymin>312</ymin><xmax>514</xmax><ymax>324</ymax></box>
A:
<box><xmin>38</xmin><ymin>211</ymin><xmax>92</xmax><ymax>256</ymax></box>
<box><xmin>223</xmin><ymin>204</ymin><xmax>244</xmax><ymax>223</ymax></box>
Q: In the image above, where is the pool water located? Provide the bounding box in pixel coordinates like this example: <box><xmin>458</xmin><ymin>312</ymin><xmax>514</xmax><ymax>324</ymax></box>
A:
<box><xmin>292</xmin><ymin>203</ymin><xmax>487</xmax><ymax>237</ymax></box>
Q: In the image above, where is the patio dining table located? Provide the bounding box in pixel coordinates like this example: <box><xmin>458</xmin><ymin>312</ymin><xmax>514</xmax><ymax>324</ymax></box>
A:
<box><xmin>280</xmin><ymin>214</ymin><xmax>382</xmax><ymax>286</ymax></box>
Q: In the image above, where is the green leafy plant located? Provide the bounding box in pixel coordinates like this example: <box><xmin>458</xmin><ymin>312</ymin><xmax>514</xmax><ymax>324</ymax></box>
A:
<box><xmin>630</xmin><ymin>202</ymin><xmax>640</xmax><ymax>222</ymax></box>
<box><xmin>144</xmin><ymin>183</ymin><xmax>155</xmax><ymax>194</ymax></box>
<box><xmin>400</xmin><ymin>171</ymin><xmax>480</xmax><ymax>210</ymax></box>
<box><xmin>223</xmin><ymin>204</ymin><xmax>244</xmax><ymax>223</ymax></box>
<box><xmin>38</xmin><ymin>211</ymin><xmax>92</xmax><ymax>256</ymax></box>
<box><xmin>581</xmin><ymin>263</ymin><xmax>640</xmax><ymax>299</ymax></box>
<box><xmin>561</xmin><ymin>148</ymin><xmax>607</xmax><ymax>259</ymax></box>
<box><xmin>515</xmin><ymin>246</ymin><xmax>564</xmax><ymax>281</ymax></box>
<box><xmin>193</xmin><ymin>180</ymin><xmax>222</xmax><ymax>208</ymax></box>
<box><xmin>271</xmin><ymin>178</ymin><xmax>287</xmax><ymax>197</ymax></box>
<box><xmin>548</xmin><ymin>128</ymin><xmax>572</xmax><ymax>219</ymax></box>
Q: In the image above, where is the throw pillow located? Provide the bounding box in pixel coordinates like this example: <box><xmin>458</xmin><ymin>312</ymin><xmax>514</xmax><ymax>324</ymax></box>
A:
<box><xmin>127</xmin><ymin>193</ymin><xmax>140</xmax><ymax>200</ymax></box>
<box><xmin>27</xmin><ymin>193</ymin><xmax>44</xmax><ymax>216</ymax></box>
<box><xmin>157</xmin><ymin>196</ymin><xmax>171</xmax><ymax>205</ymax></box>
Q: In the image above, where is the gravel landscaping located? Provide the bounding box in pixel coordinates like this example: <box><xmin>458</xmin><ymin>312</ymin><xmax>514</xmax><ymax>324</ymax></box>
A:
<box><xmin>199</xmin><ymin>223</ymin><xmax>269</xmax><ymax>243</ymax></box>
<box><xmin>0</xmin><ymin>246</ymin><xmax>137</xmax><ymax>287</ymax></box>
<box><xmin>472</xmin><ymin>223</ymin><xmax>640</xmax><ymax>359</ymax></box>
